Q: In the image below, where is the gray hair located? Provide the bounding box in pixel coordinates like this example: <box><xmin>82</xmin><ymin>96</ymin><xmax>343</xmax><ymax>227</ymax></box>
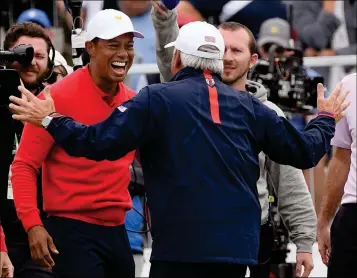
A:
<box><xmin>174</xmin><ymin>48</ymin><xmax>224</xmax><ymax>75</ymax></box>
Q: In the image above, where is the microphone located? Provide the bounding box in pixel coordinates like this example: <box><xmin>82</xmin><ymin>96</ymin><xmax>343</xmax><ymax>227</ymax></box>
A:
<box><xmin>161</xmin><ymin>0</ymin><xmax>180</xmax><ymax>10</ymax></box>
<box><xmin>0</xmin><ymin>45</ymin><xmax>34</xmax><ymax>67</ymax></box>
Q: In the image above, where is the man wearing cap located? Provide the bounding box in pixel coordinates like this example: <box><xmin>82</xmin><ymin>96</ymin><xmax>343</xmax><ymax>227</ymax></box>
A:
<box><xmin>151</xmin><ymin>6</ymin><xmax>316</xmax><ymax>277</ymax></box>
<box><xmin>9</xmin><ymin>18</ymin><xmax>349</xmax><ymax>278</ymax></box>
<box><xmin>10</xmin><ymin>9</ymin><xmax>143</xmax><ymax>278</ymax></box>
<box><xmin>17</xmin><ymin>8</ymin><xmax>54</xmax><ymax>41</ymax></box>
<box><xmin>257</xmin><ymin>18</ymin><xmax>329</xmax><ymax>218</ymax></box>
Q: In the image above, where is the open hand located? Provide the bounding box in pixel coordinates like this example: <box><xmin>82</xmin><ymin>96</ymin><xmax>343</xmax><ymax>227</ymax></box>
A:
<box><xmin>28</xmin><ymin>225</ymin><xmax>59</xmax><ymax>270</ymax></box>
<box><xmin>9</xmin><ymin>85</ymin><xmax>55</xmax><ymax>126</ymax></box>
<box><xmin>317</xmin><ymin>82</ymin><xmax>350</xmax><ymax>122</ymax></box>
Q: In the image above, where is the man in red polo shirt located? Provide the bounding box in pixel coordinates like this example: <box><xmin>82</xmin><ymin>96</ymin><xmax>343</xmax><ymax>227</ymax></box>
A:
<box><xmin>11</xmin><ymin>9</ymin><xmax>144</xmax><ymax>278</ymax></box>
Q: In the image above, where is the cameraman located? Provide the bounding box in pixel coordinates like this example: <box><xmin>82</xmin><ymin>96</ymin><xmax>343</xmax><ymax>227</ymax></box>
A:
<box><xmin>0</xmin><ymin>22</ymin><xmax>55</xmax><ymax>278</ymax></box>
<box><xmin>257</xmin><ymin>18</ymin><xmax>329</xmax><ymax>217</ymax></box>
<box><xmin>151</xmin><ymin>4</ymin><xmax>316</xmax><ymax>277</ymax></box>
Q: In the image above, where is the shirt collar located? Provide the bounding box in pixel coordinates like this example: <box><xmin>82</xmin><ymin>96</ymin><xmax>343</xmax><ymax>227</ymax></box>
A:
<box><xmin>171</xmin><ymin>67</ymin><xmax>222</xmax><ymax>82</ymax></box>
<box><xmin>85</xmin><ymin>65</ymin><xmax>125</xmax><ymax>108</ymax></box>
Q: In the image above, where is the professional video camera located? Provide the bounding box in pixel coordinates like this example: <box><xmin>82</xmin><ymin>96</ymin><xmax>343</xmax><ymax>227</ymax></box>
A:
<box><xmin>249</xmin><ymin>45</ymin><xmax>324</xmax><ymax>114</ymax></box>
<box><xmin>0</xmin><ymin>44</ymin><xmax>34</xmax><ymax>67</ymax></box>
<box><xmin>0</xmin><ymin>45</ymin><xmax>34</xmax><ymax>106</ymax></box>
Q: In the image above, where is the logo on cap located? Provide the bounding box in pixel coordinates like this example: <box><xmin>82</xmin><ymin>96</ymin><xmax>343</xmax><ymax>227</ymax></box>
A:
<box><xmin>205</xmin><ymin>36</ymin><xmax>216</xmax><ymax>43</ymax></box>
<box><xmin>271</xmin><ymin>26</ymin><xmax>278</xmax><ymax>34</ymax></box>
<box><xmin>115</xmin><ymin>15</ymin><xmax>122</xmax><ymax>20</ymax></box>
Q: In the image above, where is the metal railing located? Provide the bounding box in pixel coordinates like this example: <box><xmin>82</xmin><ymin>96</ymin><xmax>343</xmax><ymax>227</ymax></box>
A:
<box><xmin>128</xmin><ymin>55</ymin><xmax>356</xmax><ymax>75</ymax></box>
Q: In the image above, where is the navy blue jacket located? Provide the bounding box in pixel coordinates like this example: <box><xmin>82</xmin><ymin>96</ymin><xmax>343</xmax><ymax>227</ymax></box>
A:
<box><xmin>47</xmin><ymin>67</ymin><xmax>334</xmax><ymax>265</ymax></box>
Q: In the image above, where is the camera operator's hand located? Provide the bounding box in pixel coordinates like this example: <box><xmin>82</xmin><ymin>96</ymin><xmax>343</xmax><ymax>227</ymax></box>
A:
<box><xmin>317</xmin><ymin>82</ymin><xmax>350</xmax><ymax>122</ymax></box>
<box><xmin>9</xmin><ymin>86</ymin><xmax>56</xmax><ymax>126</ymax></box>
<box><xmin>296</xmin><ymin>252</ymin><xmax>314</xmax><ymax>277</ymax></box>
<box><xmin>28</xmin><ymin>225</ymin><xmax>59</xmax><ymax>270</ymax></box>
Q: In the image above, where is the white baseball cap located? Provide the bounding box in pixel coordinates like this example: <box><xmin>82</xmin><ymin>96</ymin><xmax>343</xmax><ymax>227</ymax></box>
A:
<box><xmin>164</xmin><ymin>21</ymin><xmax>225</xmax><ymax>59</ymax></box>
<box><xmin>54</xmin><ymin>50</ymin><xmax>73</xmax><ymax>74</ymax></box>
<box><xmin>86</xmin><ymin>9</ymin><xmax>144</xmax><ymax>41</ymax></box>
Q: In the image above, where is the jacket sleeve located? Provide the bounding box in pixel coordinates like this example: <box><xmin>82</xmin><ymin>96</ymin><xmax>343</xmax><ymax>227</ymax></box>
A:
<box><xmin>254</xmin><ymin>98</ymin><xmax>335</xmax><ymax>169</ymax></box>
<box><xmin>292</xmin><ymin>1</ymin><xmax>340</xmax><ymax>50</ymax></box>
<box><xmin>266</xmin><ymin>158</ymin><xmax>316</xmax><ymax>253</ymax></box>
<box><xmin>0</xmin><ymin>225</ymin><xmax>7</xmax><ymax>252</ymax></box>
<box><xmin>151</xmin><ymin>7</ymin><xmax>179</xmax><ymax>82</ymax></box>
<box><xmin>11</xmin><ymin>123</ymin><xmax>55</xmax><ymax>232</ymax></box>
<box><xmin>46</xmin><ymin>87</ymin><xmax>165</xmax><ymax>161</ymax></box>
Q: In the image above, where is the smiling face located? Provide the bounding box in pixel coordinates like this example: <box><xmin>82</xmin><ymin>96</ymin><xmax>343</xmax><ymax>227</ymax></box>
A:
<box><xmin>86</xmin><ymin>33</ymin><xmax>134</xmax><ymax>90</ymax></box>
<box><xmin>10</xmin><ymin>36</ymin><xmax>49</xmax><ymax>90</ymax></box>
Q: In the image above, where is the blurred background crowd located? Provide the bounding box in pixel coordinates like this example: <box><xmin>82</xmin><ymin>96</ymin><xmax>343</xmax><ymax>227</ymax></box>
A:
<box><xmin>1</xmin><ymin>0</ymin><xmax>356</xmax><ymax>91</ymax></box>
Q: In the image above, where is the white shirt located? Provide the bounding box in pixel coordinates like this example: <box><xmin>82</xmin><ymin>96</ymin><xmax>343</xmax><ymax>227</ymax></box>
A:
<box><xmin>331</xmin><ymin>73</ymin><xmax>356</xmax><ymax>204</ymax></box>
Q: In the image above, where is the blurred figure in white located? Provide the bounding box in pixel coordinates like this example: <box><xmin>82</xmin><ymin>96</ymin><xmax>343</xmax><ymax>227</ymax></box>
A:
<box><xmin>44</xmin><ymin>51</ymin><xmax>73</xmax><ymax>86</ymax></box>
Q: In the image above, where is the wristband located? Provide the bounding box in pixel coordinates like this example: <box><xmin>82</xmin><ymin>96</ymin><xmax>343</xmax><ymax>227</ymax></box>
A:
<box><xmin>318</xmin><ymin>111</ymin><xmax>336</xmax><ymax>118</ymax></box>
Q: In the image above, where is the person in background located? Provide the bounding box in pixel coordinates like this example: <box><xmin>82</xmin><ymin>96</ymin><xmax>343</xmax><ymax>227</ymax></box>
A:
<box><xmin>151</xmin><ymin>4</ymin><xmax>316</xmax><ymax>277</ymax></box>
<box><xmin>256</xmin><ymin>17</ymin><xmax>328</xmax><ymax>217</ymax></box>
<box><xmin>17</xmin><ymin>8</ymin><xmax>54</xmax><ymax>43</ymax></box>
<box><xmin>291</xmin><ymin>0</ymin><xmax>357</xmax><ymax>91</ymax></box>
<box><xmin>118</xmin><ymin>0</ymin><xmax>157</xmax><ymax>90</ymax></box>
<box><xmin>44</xmin><ymin>50</ymin><xmax>73</xmax><ymax>86</ymax></box>
<box><xmin>0</xmin><ymin>21</ymin><xmax>55</xmax><ymax>278</ymax></box>
<box><xmin>10</xmin><ymin>9</ymin><xmax>143</xmax><ymax>278</ymax></box>
<box><xmin>175</xmin><ymin>0</ymin><xmax>287</xmax><ymax>37</ymax></box>
<box><xmin>317</xmin><ymin>73</ymin><xmax>356</xmax><ymax>278</ymax></box>
<box><xmin>0</xmin><ymin>225</ymin><xmax>14</xmax><ymax>278</ymax></box>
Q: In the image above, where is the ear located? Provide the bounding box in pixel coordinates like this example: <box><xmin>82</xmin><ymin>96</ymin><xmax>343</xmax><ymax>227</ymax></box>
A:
<box><xmin>174</xmin><ymin>50</ymin><xmax>182</xmax><ymax>69</ymax></box>
<box><xmin>249</xmin><ymin>53</ymin><xmax>259</xmax><ymax>69</ymax></box>
<box><xmin>85</xmin><ymin>41</ymin><xmax>95</xmax><ymax>57</ymax></box>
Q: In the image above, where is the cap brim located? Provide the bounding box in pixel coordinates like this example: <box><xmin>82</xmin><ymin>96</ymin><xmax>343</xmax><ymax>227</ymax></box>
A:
<box><xmin>91</xmin><ymin>29</ymin><xmax>145</xmax><ymax>41</ymax></box>
<box><xmin>164</xmin><ymin>41</ymin><xmax>176</xmax><ymax>48</ymax></box>
<box><xmin>257</xmin><ymin>36</ymin><xmax>289</xmax><ymax>48</ymax></box>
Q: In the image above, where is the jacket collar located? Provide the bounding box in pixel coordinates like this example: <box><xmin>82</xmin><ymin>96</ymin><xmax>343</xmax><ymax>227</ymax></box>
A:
<box><xmin>171</xmin><ymin>67</ymin><xmax>222</xmax><ymax>82</ymax></box>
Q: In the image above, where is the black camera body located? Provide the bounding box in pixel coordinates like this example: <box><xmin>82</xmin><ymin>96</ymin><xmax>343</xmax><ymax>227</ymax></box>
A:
<box><xmin>0</xmin><ymin>45</ymin><xmax>35</xmax><ymax>107</ymax></box>
<box><xmin>249</xmin><ymin>47</ymin><xmax>324</xmax><ymax>114</ymax></box>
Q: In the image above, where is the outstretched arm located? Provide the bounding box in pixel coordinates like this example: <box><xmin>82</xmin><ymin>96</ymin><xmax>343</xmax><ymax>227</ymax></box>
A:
<box><xmin>9</xmin><ymin>86</ymin><xmax>165</xmax><ymax>162</ymax></box>
<box><xmin>47</xmin><ymin>88</ymin><xmax>163</xmax><ymax>161</ymax></box>
<box><xmin>257</xmin><ymin>82</ymin><xmax>349</xmax><ymax>169</ymax></box>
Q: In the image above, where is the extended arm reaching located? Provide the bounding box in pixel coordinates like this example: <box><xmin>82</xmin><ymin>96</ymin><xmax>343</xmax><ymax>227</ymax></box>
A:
<box><xmin>46</xmin><ymin>87</ymin><xmax>164</xmax><ymax>161</ymax></box>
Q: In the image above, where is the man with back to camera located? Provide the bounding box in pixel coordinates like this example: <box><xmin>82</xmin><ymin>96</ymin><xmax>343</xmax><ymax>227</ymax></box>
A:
<box><xmin>9</xmin><ymin>9</ymin><xmax>144</xmax><ymax>278</ymax></box>
<box><xmin>10</xmin><ymin>20</ymin><xmax>349</xmax><ymax>278</ymax></box>
<box><xmin>0</xmin><ymin>21</ymin><xmax>56</xmax><ymax>278</ymax></box>
<box><xmin>151</xmin><ymin>4</ymin><xmax>316</xmax><ymax>277</ymax></box>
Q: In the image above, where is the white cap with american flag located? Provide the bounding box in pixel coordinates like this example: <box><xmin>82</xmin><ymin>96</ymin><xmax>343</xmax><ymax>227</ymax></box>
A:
<box><xmin>164</xmin><ymin>21</ymin><xmax>225</xmax><ymax>60</ymax></box>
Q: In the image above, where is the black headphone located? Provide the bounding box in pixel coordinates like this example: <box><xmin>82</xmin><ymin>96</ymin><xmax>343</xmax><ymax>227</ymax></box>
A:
<box><xmin>43</xmin><ymin>42</ymin><xmax>56</xmax><ymax>82</ymax></box>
